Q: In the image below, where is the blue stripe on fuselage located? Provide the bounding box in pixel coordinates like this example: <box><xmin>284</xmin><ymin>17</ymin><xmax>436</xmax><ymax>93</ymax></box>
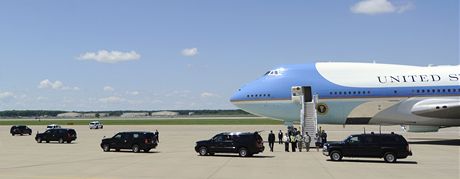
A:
<box><xmin>231</xmin><ymin>64</ymin><xmax>460</xmax><ymax>102</ymax></box>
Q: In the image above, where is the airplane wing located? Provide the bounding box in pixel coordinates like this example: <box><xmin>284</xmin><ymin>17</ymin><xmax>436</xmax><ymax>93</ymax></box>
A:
<box><xmin>411</xmin><ymin>97</ymin><xmax>460</xmax><ymax>119</ymax></box>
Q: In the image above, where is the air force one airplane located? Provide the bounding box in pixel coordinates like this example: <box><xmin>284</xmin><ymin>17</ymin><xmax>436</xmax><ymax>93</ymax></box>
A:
<box><xmin>230</xmin><ymin>62</ymin><xmax>460</xmax><ymax>132</ymax></box>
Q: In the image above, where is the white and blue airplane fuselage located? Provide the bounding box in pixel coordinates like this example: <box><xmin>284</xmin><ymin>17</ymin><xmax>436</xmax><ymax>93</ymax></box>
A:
<box><xmin>230</xmin><ymin>62</ymin><xmax>460</xmax><ymax>132</ymax></box>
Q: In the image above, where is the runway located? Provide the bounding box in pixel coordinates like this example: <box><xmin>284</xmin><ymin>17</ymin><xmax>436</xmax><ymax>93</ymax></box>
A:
<box><xmin>0</xmin><ymin>125</ymin><xmax>458</xmax><ymax>179</ymax></box>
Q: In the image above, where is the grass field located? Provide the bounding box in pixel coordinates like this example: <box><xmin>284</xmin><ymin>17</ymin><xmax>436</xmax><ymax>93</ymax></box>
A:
<box><xmin>0</xmin><ymin>118</ymin><xmax>283</xmax><ymax>126</ymax></box>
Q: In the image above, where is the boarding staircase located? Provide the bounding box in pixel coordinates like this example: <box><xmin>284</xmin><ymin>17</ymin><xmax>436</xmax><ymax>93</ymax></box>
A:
<box><xmin>292</xmin><ymin>86</ymin><xmax>318</xmax><ymax>148</ymax></box>
<box><xmin>301</xmin><ymin>95</ymin><xmax>318</xmax><ymax>147</ymax></box>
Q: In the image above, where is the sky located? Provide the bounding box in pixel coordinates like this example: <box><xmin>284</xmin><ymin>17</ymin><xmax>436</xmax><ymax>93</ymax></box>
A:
<box><xmin>0</xmin><ymin>0</ymin><xmax>458</xmax><ymax>111</ymax></box>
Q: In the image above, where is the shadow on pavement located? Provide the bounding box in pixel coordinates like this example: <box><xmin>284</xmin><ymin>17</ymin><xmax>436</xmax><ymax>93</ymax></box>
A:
<box><xmin>408</xmin><ymin>139</ymin><xmax>460</xmax><ymax>146</ymax></box>
<box><xmin>198</xmin><ymin>154</ymin><xmax>275</xmax><ymax>158</ymax></box>
<box><xmin>327</xmin><ymin>159</ymin><xmax>417</xmax><ymax>164</ymax></box>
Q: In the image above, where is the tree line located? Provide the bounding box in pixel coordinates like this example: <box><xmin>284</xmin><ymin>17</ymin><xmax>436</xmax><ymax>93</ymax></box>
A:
<box><xmin>0</xmin><ymin>110</ymin><xmax>251</xmax><ymax>118</ymax></box>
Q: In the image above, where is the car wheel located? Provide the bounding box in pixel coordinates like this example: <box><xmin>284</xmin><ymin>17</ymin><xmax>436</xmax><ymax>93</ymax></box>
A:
<box><xmin>101</xmin><ymin>126</ymin><xmax>103</xmax><ymax>129</ymax></box>
<box><xmin>132</xmin><ymin>145</ymin><xmax>140</xmax><ymax>153</ymax></box>
<box><xmin>198</xmin><ymin>146</ymin><xmax>208</xmax><ymax>156</ymax></box>
<box><xmin>384</xmin><ymin>152</ymin><xmax>397</xmax><ymax>163</ymax></box>
<box><xmin>11</xmin><ymin>133</ymin><xmax>14</xmax><ymax>136</ymax></box>
<box><xmin>59</xmin><ymin>138</ymin><xmax>64</xmax><ymax>143</ymax></box>
<box><xmin>20</xmin><ymin>133</ymin><xmax>23</xmax><ymax>136</ymax></box>
<box><xmin>102</xmin><ymin>144</ymin><xmax>110</xmax><ymax>152</ymax></box>
<box><xmin>144</xmin><ymin>148</ymin><xmax>151</xmax><ymax>153</ymax></box>
<box><xmin>36</xmin><ymin>137</ymin><xmax>42</xmax><ymax>143</ymax></box>
<box><xmin>239</xmin><ymin>148</ymin><xmax>249</xmax><ymax>157</ymax></box>
<box><xmin>46</xmin><ymin>140</ymin><xmax>50</xmax><ymax>143</ymax></box>
<box><xmin>330</xmin><ymin>151</ymin><xmax>343</xmax><ymax>161</ymax></box>
<box><xmin>209</xmin><ymin>152</ymin><xmax>215</xmax><ymax>156</ymax></box>
<box><xmin>115</xmin><ymin>148</ymin><xmax>120</xmax><ymax>152</ymax></box>
<box><xmin>67</xmin><ymin>140</ymin><xmax>72</xmax><ymax>143</ymax></box>
<box><xmin>29</xmin><ymin>132</ymin><xmax>31</xmax><ymax>135</ymax></box>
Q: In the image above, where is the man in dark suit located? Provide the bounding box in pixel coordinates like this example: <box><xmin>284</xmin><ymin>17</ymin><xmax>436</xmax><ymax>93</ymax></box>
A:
<box><xmin>268</xmin><ymin>130</ymin><xmax>276</xmax><ymax>152</ymax></box>
<box><xmin>278</xmin><ymin>130</ymin><xmax>283</xmax><ymax>144</ymax></box>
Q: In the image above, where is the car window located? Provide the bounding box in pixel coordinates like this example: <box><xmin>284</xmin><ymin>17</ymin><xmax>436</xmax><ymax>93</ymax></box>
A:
<box><xmin>213</xmin><ymin>135</ymin><xmax>223</xmax><ymax>142</ymax></box>
<box><xmin>362</xmin><ymin>135</ymin><xmax>377</xmax><ymax>143</ymax></box>
<box><xmin>114</xmin><ymin>134</ymin><xmax>122</xmax><ymax>139</ymax></box>
<box><xmin>381</xmin><ymin>135</ymin><xmax>401</xmax><ymax>144</ymax></box>
<box><xmin>348</xmin><ymin>136</ymin><xmax>360</xmax><ymax>144</ymax></box>
<box><xmin>121</xmin><ymin>133</ymin><xmax>130</xmax><ymax>139</ymax></box>
<box><xmin>223</xmin><ymin>135</ymin><xmax>233</xmax><ymax>142</ymax></box>
<box><xmin>45</xmin><ymin>130</ymin><xmax>51</xmax><ymax>133</ymax></box>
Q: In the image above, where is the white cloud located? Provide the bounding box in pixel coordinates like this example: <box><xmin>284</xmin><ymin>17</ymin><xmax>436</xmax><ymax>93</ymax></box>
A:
<box><xmin>200</xmin><ymin>92</ymin><xmax>219</xmax><ymax>98</ymax></box>
<box><xmin>351</xmin><ymin>0</ymin><xmax>414</xmax><ymax>15</ymax></box>
<box><xmin>0</xmin><ymin>91</ymin><xmax>14</xmax><ymax>100</ymax></box>
<box><xmin>103</xmin><ymin>86</ymin><xmax>115</xmax><ymax>92</ymax></box>
<box><xmin>38</xmin><ymin>79</ymin><xmax>79</xmax><ymax>90</ymax></box>
<box><xmin>181</xmin><ymin>48</ymin><xmax>199</xmax><ymax>57</ymax></box>
<box><xmin>126</xmin><ymin>91</ymin><xmax>140</xmax><ymax>95</ymax></box>
<box><xmin>98</xmin><ymin>96</ymin><xmax>125</xmax><ymax>103</ymax></box>
<box><xmin>78</xmin><ymin>50</ymin><xmax>140</xmax><ymax>63</ymax></box>
<box><xmin>166</xmin><ymin>90</ymin><xmax>191</xmax><ymax>97</ymax></box>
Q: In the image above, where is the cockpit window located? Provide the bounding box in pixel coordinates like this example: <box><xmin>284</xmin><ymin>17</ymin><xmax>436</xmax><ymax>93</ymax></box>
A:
<box><xmin>264</xmin><ymin>68</ymin><xmax>285</xmax><ymax>76</ymax></box>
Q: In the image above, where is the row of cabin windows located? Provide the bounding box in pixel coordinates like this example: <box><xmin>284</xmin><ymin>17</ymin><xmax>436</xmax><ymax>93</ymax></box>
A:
<box><xmin>328</xmin><ymin>88</ymin><xmax>459</xmax><ymax>96</ymax></box>
<box><xmin>413</xmin><ymin>88</ymin><xmax>459</xmax><ymax>93</ymax></box>
<box><xmin>246</xmin><ymin>94</ymin><xmax>271</xmax><ymax>98</ymax></box>
<box><xmin>329</xmin><ymin>91</ymin><xmax>371</xmax><ymax>95</ymax></box>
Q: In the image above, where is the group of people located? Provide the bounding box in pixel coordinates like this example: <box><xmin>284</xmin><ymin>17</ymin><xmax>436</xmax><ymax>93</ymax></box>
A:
<box><xmin>267</xmin><ymin>128</ymin><xmax>328</xmax><ymax>152</ymax></box>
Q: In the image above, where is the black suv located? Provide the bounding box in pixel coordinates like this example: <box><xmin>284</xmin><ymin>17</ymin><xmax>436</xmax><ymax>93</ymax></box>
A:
<box><xmin>35</xmin><ymin>128</ymin><xmax>77</xmax><ymax>143</ymax></box>
<box><xmin>100</xmin><ymin>131</ymin><xmax>158</xmax><ymax>153</ymax></box>
<box><xmin>195</xmin><ymin>132</ymin><xmax>264</xmax><ymax>157</ymax></box>
<box><xmin>10</xmin><ymin>125</ymin><xmax>32</xmax><ymax>136</ymax></box>
<box><xmin>323</xmin><ymin>133</ymin><xmax>412</xmax><ymax>163</ymax></box>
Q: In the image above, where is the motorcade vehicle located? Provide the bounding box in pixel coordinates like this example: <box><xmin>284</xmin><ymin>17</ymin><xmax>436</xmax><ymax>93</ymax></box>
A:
<box><xmin>89</xmin><ymin>121</ymin><xmax>103</xmax><ymax>129</ymax></box>
<box><xmin>35</xmin><ymin>128</ymin><xmax>77</xmax><ymax>143</ymax></box>
<box><xmin>194</xmin><ymin>132</ymin><xmax>264</xmax><ymax>157</ymax></box>
<box><xmin>46</xmin><ymin>124</ymin><xmax>61</xmax><ymax>130</ymax></box>
<box><xmin>100</xmin><ymin>131</ymin><xmax>158</xmax><ymax>153</ymax></box>
<box><xmin>10</xmin><ymin>125</ymin><xmax>32</xmax><ymax>136</ymax></box>
<box><xmin>323</xmin><ymin>133</ymin><xmax>412</xmax><ymax>163</ymax></box>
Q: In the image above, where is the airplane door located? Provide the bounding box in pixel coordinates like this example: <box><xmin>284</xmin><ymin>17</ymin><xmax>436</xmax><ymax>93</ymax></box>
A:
<box><xmin>302</xmin><ymin>86</ymin><xmax>313</xmax><ymax>102</ymax></box>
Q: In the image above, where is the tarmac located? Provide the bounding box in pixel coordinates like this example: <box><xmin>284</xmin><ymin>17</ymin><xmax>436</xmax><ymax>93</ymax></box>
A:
<box><xmin>0</xmin><ymin>125</ymin><xmax>458</xmax><ymax>179</ymax></box>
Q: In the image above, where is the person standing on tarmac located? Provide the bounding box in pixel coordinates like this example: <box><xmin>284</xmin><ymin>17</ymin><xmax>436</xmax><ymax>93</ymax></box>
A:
<box><xmin>290</xmin><ymin>134</ymin><xmax>297</xmax><ymax>152</ymax></box>
<box><xmin>321</xmin><ymin>130</ymin><xmax>328</xmax><ymax>145</ymax></box>
<box><xmin>315</xmin><ymin>133</ymin><xmax>321</xmax><ymax>151</ymax></box>
<box><xmin>278</xmin><ymin>130</ymin><xmax>283</xmax><ymax>144</ymax></box>
<box><xmin>304</xmin><ymin>132</ymin><xmax>311</xmax><ymax>152</ymax></box>
<box><xmin>296</xmin><ymin>133</ymin><xmax>303</xmax><ymax>152</ymax></box>
<box><xmin>268</xmin><ymin>130</ymin><xmax>276</xmax><ymax>152</ymax></box>
<box><xmin>155</xmin><ymin>130</ymin><xmax>159</xmax><ymax>143</ymax></box>
<box><xmin>283</xmin><ymin>132</ymin><xmax>290</xmax><ymax>152</ymax></box>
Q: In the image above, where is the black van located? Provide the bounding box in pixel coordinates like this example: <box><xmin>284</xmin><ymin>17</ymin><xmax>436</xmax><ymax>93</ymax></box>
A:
<box><xmin>195</xmin><ymin>132</ymin><xmax>264</xmax><ymax>157</ymax></box>
<box><xmin>100</xmin><ymin>131</ymin><xmax>158</xmax><ymax>153</ymax></box>
<box><xmin>323</xmin><ymin>133</ymin><xmax>412</xmax><ymax>163</ymax></box>
<box><xmin>35</xmin><ymin>128</ymin><xmax>77</xmax><ymax>143</ymax></box>
<box><xmin>10</xmin><ymin>125</ymin><xmax>32</xmax><ymax>136</ymax></box>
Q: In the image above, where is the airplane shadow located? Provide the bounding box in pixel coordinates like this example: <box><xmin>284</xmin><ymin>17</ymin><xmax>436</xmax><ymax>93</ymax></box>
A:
<box><xmin>408</xmin><ymin>139</ymin><xmax>460</xmax><ymax>146</ymax></box>
<box><xmin>327</xmin><ymin>159</ymin><xmax>417</xmax><ymax>164</ymax></box>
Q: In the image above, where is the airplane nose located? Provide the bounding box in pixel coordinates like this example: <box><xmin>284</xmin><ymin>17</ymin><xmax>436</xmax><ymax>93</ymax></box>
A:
<box><xmin>229</xmin><ymin>88</ymin><xmax>242</xmax><ymax>103</ymax></box>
